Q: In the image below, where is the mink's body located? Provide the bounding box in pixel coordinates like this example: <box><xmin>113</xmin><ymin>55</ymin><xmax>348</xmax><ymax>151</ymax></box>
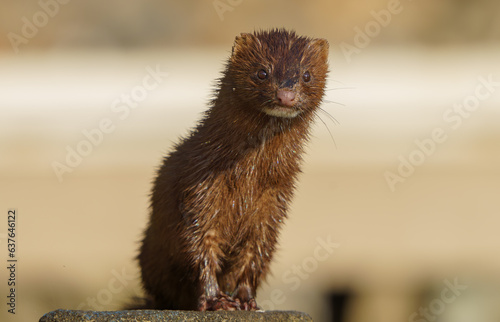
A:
<box><xmin>138</xmin><ymin>29</ymin><xmax>329</xmax><ymax>311</ymax></box>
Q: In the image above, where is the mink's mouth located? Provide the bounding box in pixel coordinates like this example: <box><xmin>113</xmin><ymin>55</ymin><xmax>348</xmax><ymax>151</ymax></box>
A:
<box><xmin>262</xmin><ymin>105</ymin><xmax>301</xmax><ymax>118</ymax></box>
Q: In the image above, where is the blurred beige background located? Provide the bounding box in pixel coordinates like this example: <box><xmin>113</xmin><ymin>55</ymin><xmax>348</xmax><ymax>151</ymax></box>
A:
<box><xmin>1</xmin><ymin>1</ymin><xmax>500</xmax><ymax>321</ymax></box>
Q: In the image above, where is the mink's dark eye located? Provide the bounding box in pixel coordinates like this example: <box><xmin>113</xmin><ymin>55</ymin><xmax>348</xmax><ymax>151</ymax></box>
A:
<box><xmin>257</xmin><ymin>69</ymin><xmax>268</xmax><ymax>80</ymax></box>
<box><xmin>302</xmin><ymin>71</ymin><xmax>311</xmax><ymax>83</ymax></box>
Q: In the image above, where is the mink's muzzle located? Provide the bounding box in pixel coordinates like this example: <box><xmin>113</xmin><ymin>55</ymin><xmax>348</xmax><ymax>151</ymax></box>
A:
<box><xmin>262</xmin><ymin>88</ymin><xmax>302</xmax><ymax>118</ymax></box>
<box><xmin>276</xmin><ymin>89</ymin><xmax>296</xmax><ymax>107</ymax></box>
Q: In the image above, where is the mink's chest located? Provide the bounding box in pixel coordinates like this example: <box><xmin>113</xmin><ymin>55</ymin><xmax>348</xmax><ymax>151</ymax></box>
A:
<box><xmin>182</xmin><ymin>139</ymin><xmax>300</xmax><ymax>239</ymax></box>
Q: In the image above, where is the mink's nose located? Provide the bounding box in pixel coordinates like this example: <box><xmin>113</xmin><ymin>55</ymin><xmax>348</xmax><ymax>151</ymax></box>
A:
<box><xmin>277</xmin><ymin>89</ymin><xmax>296</xmax><ymax>107</ymax></box>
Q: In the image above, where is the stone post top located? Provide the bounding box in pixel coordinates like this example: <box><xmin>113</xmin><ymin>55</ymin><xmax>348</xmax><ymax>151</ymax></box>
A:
<box><xmin>39</xmin><ymin>309</ymin><xmax>313</xmax><ymax>321</ymax></box>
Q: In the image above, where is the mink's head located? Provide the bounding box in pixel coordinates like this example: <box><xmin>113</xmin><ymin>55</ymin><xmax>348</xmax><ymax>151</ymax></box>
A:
<box><xmin>226</xmin><ymin>29</ymin><xmax>329</xmax><ymax>119</ymax></box>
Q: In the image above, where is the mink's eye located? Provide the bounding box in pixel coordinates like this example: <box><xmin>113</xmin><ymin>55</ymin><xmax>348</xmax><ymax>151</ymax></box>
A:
<box><xmin>302</xmin><ymin>71</ymin><xmax>311</xmax><ymax>83</ymax></box>
<box><xmin>257</xmin><ymin>69</ymin><xmax>268</xmax><ymax>80</ymax></box>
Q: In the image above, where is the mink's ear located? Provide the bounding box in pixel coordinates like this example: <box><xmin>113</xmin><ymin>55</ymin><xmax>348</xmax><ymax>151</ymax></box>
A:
<box><xmin>307</xmin><ymin>38</ymin><xmax>329</xmax><ymax>62</ymax></box>
<box><xmin>232</xmin><ymin>33</ymin><xmax>259</xmax><ymax>57</ymax></box>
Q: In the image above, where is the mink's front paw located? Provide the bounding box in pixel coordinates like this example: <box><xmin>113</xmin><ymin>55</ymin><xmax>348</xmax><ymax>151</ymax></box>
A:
<box><xmin>235</xmin><ymin>297</ymin><xmax>259</xmax><ymax>311</ymax></box>
<box><xmin>233</xmin><ymin>284</ymin><xmax>259</xmax><ymax>311</ymax></box>
<box><xmin>198</xmin><ymin>292</ymin><xmax>240</xmax><ymax>311</ymax></box>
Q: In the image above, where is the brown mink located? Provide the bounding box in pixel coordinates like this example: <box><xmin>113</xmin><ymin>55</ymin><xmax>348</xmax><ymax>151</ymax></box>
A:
<box><xmin>137</xmin><ymin>28</ymin><xmax>329</xmax><ymax>311</ymax></box>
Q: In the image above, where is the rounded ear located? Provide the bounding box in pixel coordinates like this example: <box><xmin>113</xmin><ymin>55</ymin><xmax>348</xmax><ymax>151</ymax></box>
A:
<box><xmin>232</xmin><ymin>33</ymin><xmax>259</xmax><ymax>56</ymax></box>
<box><xmin>307</xmin><ymin>38</ymin><xmax>329</xmax><ymax>62</ymax></box>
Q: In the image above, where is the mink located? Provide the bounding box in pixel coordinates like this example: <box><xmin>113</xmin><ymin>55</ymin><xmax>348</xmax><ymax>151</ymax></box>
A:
<box><xmin>137</xmin><ymin>28</ymin><xmax>329</xmax><ymax>311</ymax></box>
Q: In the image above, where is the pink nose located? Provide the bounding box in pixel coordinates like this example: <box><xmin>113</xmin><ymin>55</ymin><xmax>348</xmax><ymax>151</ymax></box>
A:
<box><xmin>277</xmin><ymin>89</ymin><xmax>296</xmax><ymax>107</ymax></box>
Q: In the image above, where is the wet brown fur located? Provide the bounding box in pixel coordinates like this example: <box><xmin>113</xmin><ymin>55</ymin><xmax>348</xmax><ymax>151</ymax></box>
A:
<box><xmin>137</xmin><ymin>28</ymin><xmax>329</xmax><ymax>310</ymax></box>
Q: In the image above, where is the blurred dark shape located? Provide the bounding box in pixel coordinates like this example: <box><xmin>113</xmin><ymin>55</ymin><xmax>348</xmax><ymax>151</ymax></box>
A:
<box><xmin>328</xmin><ymin>289</ymin><xmax>353</xmax><ymax>322</ymax></box>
